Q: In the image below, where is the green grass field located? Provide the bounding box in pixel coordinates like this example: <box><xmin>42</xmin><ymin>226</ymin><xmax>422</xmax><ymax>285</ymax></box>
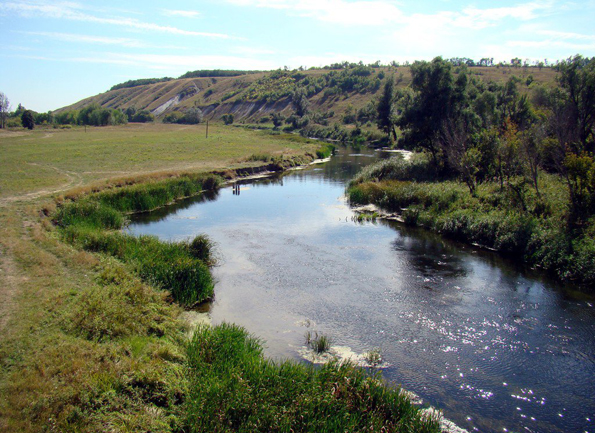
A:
<box><xmin>0</xmin><ymin>123</ymin><xmax>438</xmax><ymax>433</ymax></box>
<box><xmin>0</xmin><ymin>123</ymin><xmax>318</xmax><ymax>199</ymax></box>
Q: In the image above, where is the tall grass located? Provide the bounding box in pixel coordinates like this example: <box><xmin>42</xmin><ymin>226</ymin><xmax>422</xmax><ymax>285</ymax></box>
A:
<box><xmin>54</xmin><ymin>174</ymin><xmax>221</xmax><ymax>306</ymax></box>
<box><xmin>315</xmin><ymin>143</ymin><xmax>336</xmax><ymax>159</ymax></box>
<box><xmin>348</xmin><ymin>169</ymin><xmax>595</xmax><ymax>288</ymax></box>
<box><xmin>349</xmin><ymin>152</ymin><xmax>439</xmax><ymax>185</ymax></box>
<box><xmin>185</xmin><ymin>323</ymin><xmax>440</xmax><ymax>433</ymax></box>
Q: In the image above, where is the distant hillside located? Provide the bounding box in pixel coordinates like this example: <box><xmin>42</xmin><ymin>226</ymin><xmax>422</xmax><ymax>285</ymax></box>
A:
<box><xmin>58</xmin><ymin>64</ymin><xmax>558</xmax><ymax>125</ymax></box>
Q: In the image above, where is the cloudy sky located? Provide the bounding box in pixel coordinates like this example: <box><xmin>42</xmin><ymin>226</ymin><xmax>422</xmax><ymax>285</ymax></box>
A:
<box><xmin>1</xmin><ymin>0</ymin><xmax>594</xmax><ymax>112</ymax></box>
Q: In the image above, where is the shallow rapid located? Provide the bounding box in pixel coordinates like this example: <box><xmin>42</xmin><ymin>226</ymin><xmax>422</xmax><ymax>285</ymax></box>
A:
<box><xmin>128</xmin><ymin>146</ymin><xmax>595</xmax><ymax>433</ymax></box>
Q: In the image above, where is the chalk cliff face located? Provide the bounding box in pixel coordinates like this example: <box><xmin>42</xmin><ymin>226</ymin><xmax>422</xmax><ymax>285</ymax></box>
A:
<box><xmin>55</xmin><ymin>65</ymin><xmax>557</xmax><ymax>124</ymax></box>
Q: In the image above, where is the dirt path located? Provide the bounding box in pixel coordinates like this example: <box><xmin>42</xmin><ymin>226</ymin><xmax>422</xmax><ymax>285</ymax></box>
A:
<box><xmin>0</xmin><ymin>163</ymin><xmax>83</xmax><ymax>207</ymax></box>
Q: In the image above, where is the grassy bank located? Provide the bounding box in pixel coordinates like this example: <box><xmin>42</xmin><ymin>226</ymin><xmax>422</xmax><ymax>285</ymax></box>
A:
<box><xmin>186</xmin><ymin>323</ymin><xmax>439</xmax><ymax>432</ymax></box>
<box><xmin>1</xmin><ymin>124</ymin><xmax>437</xmax><ymax>432</ymax></box>
<box><xmin>348</xmin><ymin>155</ymin><xmax>595</xmax><ymax>288</ymax></box>
<box><xmin>53</xmin><ymin>173</ymin><xmax>221</xmax><ymax>306</ymax></box>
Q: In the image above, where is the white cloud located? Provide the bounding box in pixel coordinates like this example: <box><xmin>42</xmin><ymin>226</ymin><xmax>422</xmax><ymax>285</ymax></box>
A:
<box><xmin>224</xmin><ymin>0</ymin><xmax>553</xmax><ymax>27</ymax></box>
<box><xmin>226</xmin><ymin>0</ymin><xmax>403</xmax><ymax>25</ymax></box>
<box><xmin>163</xmin><ymin>9</ymin><xmax>201</xmax><ymax>18</ymax></box>
<box><xmin>536</xmin><ymin>29</ymin><xmax>595</xmax><ymax>41</ymax></box>
<box><xmin>17</xmin><ymin>31</ymin><xmax>186</xmax><ymax>49</ymax></box>
<box><xmin>229</xmin><ymin>46</ymin><xmax>277</xmax><ymax>55</ymax></box>
<box><xmin>0</xmin><ymin>1</ymin><xmax>233</xmax><ymax>38</ymax></box>
<box><xmin>18</xmin><ymin>31</ymin><xmax>146</xmax><ymax>48</ymax></box>
<box><xmin>58</xmin><ymin>52</ymin><xmax>279</xmax><ymax>71</ymax></box>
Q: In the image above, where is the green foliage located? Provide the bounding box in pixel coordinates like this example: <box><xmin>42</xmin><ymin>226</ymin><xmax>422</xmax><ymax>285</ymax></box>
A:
<box><xmin>21</xmin><ymin>109</ymin><xmax>35</xmax><ymax>129</ymax></box>
<box><xmin>305</xmin><ymin>331</ymin><xmax>332</xmax><ymax>353</ymax></box>
<box><xmin>348</xmin><ymin>166</ymin><xmax>595</xmax><ymax>287</ymax></box>
<box><xmin>555</xmin><ymin>55</ymin><xmax>595</xmax><ymax>152</ymax></box>
<box><xmin>186</xmin><ymin>234</ymin><xmax>218</xmax><ymax>267</ymax></box>
<box><xmin>77</xmin><ymin>104</ymin><xmax>128</xmax><ymax>126</ymax></box>
<box><xmin>54</xmin><ymin>175</ymin><xmax>221</xmax><ymax>305</ymax></box>
<box><xmin>315</xmin><ymin>143</ymin><xmax>335</xmax><ymax>159</ymax></box>
<box><xmin>110</xmin><ymin>77</ymin><xmax>173</xmax><ymax>91</ymax></box>
<box><xmin>221</xmin><ymin>113</ymin><xmax>234</xmax><ymax>125</ymax></box>
<box><xmin>350</xmin><ymin>153</ymin><xmax>438</xmax><ymax>185</ymax></box>
<box><xmin>564</xmin><ymin>151</ymin><xmax>595</xmax><ymax>226</ymax></box>
<box><xmin>179</xmin><ymin>70</ymin><xmax>260</xmax><ymax>79</ymax></box>
<box><xmin>54</xmin><ymin>200</ymin><xmax>125</xmax><ymax>230</ymax></box>
<box><xmin>292</xmin><ymin>86</ymin><xmax>309</xmax><ymax>117</ymax></box>
<box><xmin>163</xmin><ymin>108</ymin><xmax>203</xmax><ymax>124</ymax></box>
<box><xmin>185</xmin><ymin>323</ymin><xmax>440</xmax><ymax>433</ymax></box>
<box><xmin>125</xmin><ymin>106</ymin><xmax>155</xmax><ymax>123</ymax></box>
<box><xmin>377</xmin><ymin>78</ymin><xmax>396</xmax><ymax>140</ymax></box>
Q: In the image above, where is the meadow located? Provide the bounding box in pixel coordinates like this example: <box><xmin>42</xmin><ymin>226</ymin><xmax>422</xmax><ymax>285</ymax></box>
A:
<box><xmin>0</xmin><ymin>122</ymin><xmax>318</xmax><ymax>199</ymax></box>
<box><xmin>0</xmin><ymin>124</ymin><xmax>438</xmax><ymax>432</ymax></box>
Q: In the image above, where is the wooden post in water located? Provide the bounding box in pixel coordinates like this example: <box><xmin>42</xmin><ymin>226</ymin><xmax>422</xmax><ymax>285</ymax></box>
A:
<box><xmin>206</xmin><ymin>120</ymin><xmax>209</xmax><ymax>139</ymax></box>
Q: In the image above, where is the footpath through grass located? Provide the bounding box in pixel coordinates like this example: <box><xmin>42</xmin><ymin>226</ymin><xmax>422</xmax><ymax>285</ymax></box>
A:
<box><xmin>0</xmin><ymin>124</ymin><xmax>438</xmax><ymax>433</ymax></box>
<box><xmin>0</xmin><ymin>123</ymin><xmax>318</xmax><ymax>199</ymax></box>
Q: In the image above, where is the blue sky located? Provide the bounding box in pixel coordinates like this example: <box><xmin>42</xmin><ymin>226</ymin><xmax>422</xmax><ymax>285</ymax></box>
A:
<box><xmin>1</xmin><ymin>0</ymin><xmax>594</xmax><ymax>112</ymax></box>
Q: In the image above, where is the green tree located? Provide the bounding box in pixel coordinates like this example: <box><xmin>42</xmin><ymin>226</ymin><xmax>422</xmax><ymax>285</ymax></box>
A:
<box><xmin>221</xmin><ymin>113</ymin><xmax>234</xmax><ymax>125</ymax></box>
<box><xmin>292</xmin><ymin>86</ymin><xmax>309</xmax><ymax>117</ymax></box>
<box><xmin>21</xmin><ymin>109</ymin><xmax>35</xmax><ymax>129</ymax></box>
<box><xmin>0</xmin><ymin>92</ymin><xmax>9</xmax><ymax>128</ymax></box>
<box><xmin>564</xmin><ymin>152</ymin><xmax>595</xmax><ymax>228</ymax></box>
<box><xmin>271</xmin><ymin>112</ymin><xmax>285</xmax><ymax>130</ymax></box>
<box><xmin>376</xmin><ymin>78</ymin><xmax>396</xmax><ymax>141</ymax></box>
<box><xmin>556</xmin><ymin>55</ymin><xmax>595</xmax><ymax>153</ymax></box>
<box><xmin>397</xmin><ymin>57</ymin><xmax>459</xmax><ymax>165</ymax></box>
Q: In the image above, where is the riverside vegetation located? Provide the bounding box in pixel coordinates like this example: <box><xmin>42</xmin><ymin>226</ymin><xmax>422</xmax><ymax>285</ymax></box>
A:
<box><xmin>0</xmin><ymin>124</ymin><xmax>438</xmax><ymax>432</ymax></box>
<box><xmin>1</xmin><ymin>54</ymin><xmax>591</xmax><ymax>431</ymax></box>
<box><xmin>349</xmin><ymin>55</ymin><xmax>595</xmax><ymax>289</ymax></box>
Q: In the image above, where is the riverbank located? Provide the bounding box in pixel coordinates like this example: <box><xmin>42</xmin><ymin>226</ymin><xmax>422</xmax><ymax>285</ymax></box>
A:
<box><xmin>347</xmin><ymin>154</ymin><xmax>595</xmax><ymax>289</ymax></box>
<box><xmin>0</xmin><ymin>125</ymin><xmax>438</xmax><ymax>432</ymax></box>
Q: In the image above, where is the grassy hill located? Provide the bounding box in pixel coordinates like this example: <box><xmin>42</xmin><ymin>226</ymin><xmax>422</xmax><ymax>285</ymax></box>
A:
<box><xmin>59</xmin><ymin>65</ymin><xmax>558</xmax><ymax>125</ymax></box>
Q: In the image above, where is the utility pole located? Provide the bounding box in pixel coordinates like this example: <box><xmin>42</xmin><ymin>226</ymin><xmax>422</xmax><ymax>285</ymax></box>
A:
<box><xmin>206</xmin><ymin>120</ymin><xmax>209</xmax><ymax>139</ymax></box>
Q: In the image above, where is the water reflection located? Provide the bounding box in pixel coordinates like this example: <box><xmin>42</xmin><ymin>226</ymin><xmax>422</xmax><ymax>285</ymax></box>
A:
<box><xmin>127</xmin><ymin>146</ymin><xmax>595</xmax><ymax>433</ymax></box>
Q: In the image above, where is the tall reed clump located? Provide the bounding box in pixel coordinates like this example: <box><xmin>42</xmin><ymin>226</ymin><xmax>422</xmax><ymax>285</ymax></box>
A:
<box><xmin>185</xmin><ymin>323</ymin><xmax>440</xmax><ymax>433</ymax></box>
<box><xmin>54</xmin><ymin>174</ymin><xmax>221</xmax><ymax>306</ymax></box>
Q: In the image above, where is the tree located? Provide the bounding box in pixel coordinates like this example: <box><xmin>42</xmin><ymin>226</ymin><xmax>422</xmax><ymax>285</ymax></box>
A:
<box><xmin>292</xmin><ymin>86</ymin><xmax>309</xmax><ymax>117</ymax></box>
<box><xmin>564</xmin><ymin>152</ymin><xmax>595</xmax><ymax>228</ymax></box>
<box><xmin>21</xmin><ymin>109</ymin><xmax>35</xmax><ymax>129</ymax></box>
<box><xmin>0</xmin><ymin>92</ymin><xmax>9</xmax><ymax>128</ymax></box>
<box><xmin>376</xmin><ymin>78</ymin><xmax>396</xmax><ymax>141</ymax></box>
<box><xmin>221</xmin><ymin>113</ymin><xmax>234</xmax><ymax>125</ymax></box>
<box><xmin>556</xmin><ymin>55</ymin><xmax>595</xmax><ymax>153</ymax></box>
<box><xmin>397</xmin><ymin>57</ymin><xmax>460</xmax><ymax>165</ymax></box>
<box><xmin>271</xmin><ymin>112</ymin><xmax>285</xmax><ymax>130</ymax></box>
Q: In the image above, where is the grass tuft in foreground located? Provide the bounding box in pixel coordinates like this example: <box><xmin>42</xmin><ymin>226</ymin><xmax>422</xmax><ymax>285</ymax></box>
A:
<box><xmin>185</xmin><ymin>323</ymin><xmax>440</xmax><ymax>433</ymax></box>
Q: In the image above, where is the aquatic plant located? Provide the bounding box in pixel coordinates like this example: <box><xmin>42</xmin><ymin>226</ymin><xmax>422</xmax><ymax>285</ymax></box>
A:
<box><xmin>365</xmin><ymin>348</ymin><xmax>383</xmax><ymax>366</ymax></box>
<box><xmin>305</xmin><ymin>330</ymin><xmax>332</xmax><ymax>354</ymax></box>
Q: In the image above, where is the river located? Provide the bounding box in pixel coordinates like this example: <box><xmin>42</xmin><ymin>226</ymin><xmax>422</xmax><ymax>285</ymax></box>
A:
<box><xmin>128</xmin><ymin>146</ymin><xmax>595</xmax><ymax>433</ymax></box>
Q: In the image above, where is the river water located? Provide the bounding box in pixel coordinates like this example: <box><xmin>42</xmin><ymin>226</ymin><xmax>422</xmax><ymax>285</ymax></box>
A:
<box><xmin>128</xmin><ymin>146</ymin><xmax>595</xmax><ymax>433</ymax></box>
